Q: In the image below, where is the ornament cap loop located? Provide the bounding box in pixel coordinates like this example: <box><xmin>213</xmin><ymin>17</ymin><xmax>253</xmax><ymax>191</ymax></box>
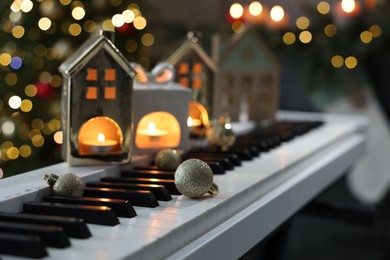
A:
<box><xmin>44</xmin><ymin>173</ymin><xmax>59</xmax><ymax>187</ymax></box>
<box><xmin>208</xmin><ymin>182</ymin><xmax>219</xmax><ymax>196</ymax></box>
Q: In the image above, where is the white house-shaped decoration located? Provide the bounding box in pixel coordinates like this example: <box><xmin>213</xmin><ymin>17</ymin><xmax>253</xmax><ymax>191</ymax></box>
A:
<box><xmin>213</xmin><ymin>28</ymin><xmax>280</xmax><ymax>122</ymax></box>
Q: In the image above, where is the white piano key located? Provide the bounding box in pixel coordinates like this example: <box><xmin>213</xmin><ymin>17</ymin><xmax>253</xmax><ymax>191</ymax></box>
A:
<box><xmin>0</xmin><ymin>112</ymin><xmax>368</xmax><ymax>260</ymax></box>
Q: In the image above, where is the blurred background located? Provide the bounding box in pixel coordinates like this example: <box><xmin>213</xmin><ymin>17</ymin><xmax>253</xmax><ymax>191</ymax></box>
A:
<box><xmin>0</xmin><ymin>0</ymin><xmax>389</xmax><ymax>178</ymax></box>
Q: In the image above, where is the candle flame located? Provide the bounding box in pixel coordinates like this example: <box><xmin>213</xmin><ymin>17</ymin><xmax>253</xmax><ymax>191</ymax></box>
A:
<box><xmin>97</xmin><ymin>133</ymin><xmax>105</xmax><ymax>143</ymax></box>
<box><xmin>147</xmin><ymin>122</ymin><xmax>157</xmax><ymax>134</ymax></box>
<box><xmin>187</xmin><ymin>116</ymin><xmax>193</xmax><ymax>127</ymax></box>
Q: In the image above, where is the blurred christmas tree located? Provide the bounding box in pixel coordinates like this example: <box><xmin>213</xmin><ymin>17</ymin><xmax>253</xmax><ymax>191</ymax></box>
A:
<box><xmin>0</xmin><ymin>0</ymin><xmax>152</xmax><ymax>177</ymax></box>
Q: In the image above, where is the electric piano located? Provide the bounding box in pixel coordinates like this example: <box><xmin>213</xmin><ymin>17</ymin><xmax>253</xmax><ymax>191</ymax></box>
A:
<box><xmin>0</xmin><ymin>111</ymin><xmax>367</xmax><ymax>259</ymax></box>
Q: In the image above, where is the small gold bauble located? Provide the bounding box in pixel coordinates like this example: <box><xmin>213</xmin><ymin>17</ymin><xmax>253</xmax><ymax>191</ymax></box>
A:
<box><xmin>174</xmin><ymin>158</ymin><xmax>219</xmax><ymax>198</ymax></box>
<box><xmin>207</xmin><ymin>114</ymin><xmax>236</xmax><ymax>151</ymax></box>
<box><xmin>155</xmin><ymin>149</ymin><xmax>182</xmax><ymax>170</ymax></box>
<box><xmin>44</xmin><ymin>173</ymin><xmax>85</xmax><ymax>198</ymax></box>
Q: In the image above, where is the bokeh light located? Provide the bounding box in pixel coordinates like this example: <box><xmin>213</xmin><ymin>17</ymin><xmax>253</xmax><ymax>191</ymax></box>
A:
<box><xmin>299</xmin><ymin>31</ymin><xmax>312</xmax><ymax>44</ymax></box>
<box><xmin>72</xmin><ymin>7</ymin><xmax>85</xmax><ymax>20</ymax></box>
<box><xmin>360</xmin><ymin>31</ymin><xmax>373</xmax><ymax>43</ymax></box>
<box><xmin>283</xmin><ymin>32</ymin><xmax>296</xmax><ymax>45</ymax></box>
<box><xmin>249</xmin><ymin>1</ymin><xmax>262</xmax><ymax>16</ymax></box>
<box><xmin>270</xmin><ymin>5</ymin><xmax>284</xmax><ymax>22</ymax></box>
<box><xmin>8</xmin><ymin>96</ymin><xmax>22</xmax><ymax>109</ymax></box>
<box><xmin>38</xmin><ymin>17</ymin><xmax>52</xmax><ymax>31</ymax></box>
<box><xmin>317</xmin><ymin>1</ymin><xmax>331</xmax><ymax>14</ymax></box>
<box><xmin>112</xmin><ymin>14</ymin><xmax>125</xmax><ymax>27</ymax></box>
<box><xmin>296</xmin><ymin>16</ymin><xmax>310</xmax><ymax>30</ymax></box>
<box><xmin>230</xmin><ymin>3</ymin><xmax>244</xmax><ymax>19</ymax></box>
<box><xmin>123</xmin><ymin>10</ymin><xmax>135</xmax><ymax>23</ymax></box>
<box><xmin>341</xmin><ymin>0</ymin><xmax>356</xmax><ymax>13</ymax></box>
<box><xmin>345</xmin><ymin>56</ymin><xmax>358</xmax><ymax>69</ymax></box>
<box><xmin>133</xmin><ymin>16</ymin><xmax>147</xmax><ymax>30</ymax></box>
<box><xmin>331</xmin><ymin>55</ymin><xmax>344</xmax><ymax>68</ymax></box>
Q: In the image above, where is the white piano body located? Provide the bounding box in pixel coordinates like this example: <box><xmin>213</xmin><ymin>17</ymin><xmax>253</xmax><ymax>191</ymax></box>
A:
<box><xmin>0</xmin><ymin>111</ymin><xmax>367</xmax><ymax>260</ymax></box>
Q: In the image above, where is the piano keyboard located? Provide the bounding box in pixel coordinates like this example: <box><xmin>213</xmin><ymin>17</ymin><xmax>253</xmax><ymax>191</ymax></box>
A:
<box><xmin>0</xmin><ymin>112</ymin><xmax>367</xmax><ymax>259</ymax></box>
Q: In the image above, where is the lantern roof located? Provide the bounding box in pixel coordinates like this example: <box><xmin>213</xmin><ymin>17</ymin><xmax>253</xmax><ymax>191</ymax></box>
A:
<box><xmin>59</xmin><ymin>31</ymin><xmax>136</xmax><ymax>79</ymax></box>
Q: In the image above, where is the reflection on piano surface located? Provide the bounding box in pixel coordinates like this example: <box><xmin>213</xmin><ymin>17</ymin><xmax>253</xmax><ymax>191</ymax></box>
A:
<box><xmin>0</xmin><ymin>112</ymin><xmax>367</xmax><ymax>259</ymax></box>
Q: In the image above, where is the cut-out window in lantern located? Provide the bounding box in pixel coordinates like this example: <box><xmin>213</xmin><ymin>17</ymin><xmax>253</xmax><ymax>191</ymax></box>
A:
<box><xmin>187</xmin><ymin>101</ymin><xmax>209</xmax><ymax>137</ymax></box>
<box><xmin>165</xmin><ymin>32</ymin><xmax>217</xmax><ymax>118</ymax></box>
<box><xmin>135</xmin><ymin>112</ymin><xmax>180</xmax><ymax>149</ymax></box>
<box><xmin>59</xmin><ymin>31</ymin><xmax>136</xmax><ymax>165</ymax></box>
<box><xmin>131</xmin><ymin>63</ymin><xmax>191</xmax><ymax>155</ymax></box>
<box><xmin>78</xmin><ymin>116</ymin><xmax>122</xmax><ymax>155</ymax></box>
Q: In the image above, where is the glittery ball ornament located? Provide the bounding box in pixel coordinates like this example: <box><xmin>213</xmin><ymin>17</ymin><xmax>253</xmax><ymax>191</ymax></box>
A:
<box><xmin>44</xmin><ymin>173</ymin><xmax>84</xmax><ymax>198</ymax></box>
<box><xmin>174</xmin><ymin>159</ymin><xmax>219</xmax><ymax>198</ymax></box>
<box><xmin>155</xmin><ymin>149</ymin><xmax>182</xmax><ymax>170</ymax></box>
<box><xmin>207</xmin><ymin>114</ymin><xmax>236</xmax><ymax>151</ymax></box>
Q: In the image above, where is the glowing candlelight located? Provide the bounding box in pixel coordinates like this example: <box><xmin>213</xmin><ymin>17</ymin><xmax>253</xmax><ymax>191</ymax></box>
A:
<box><xmin>137</xmin><ymin>121</ymin><xmax>168</xmax><ymax>143</ymax></box>
<box><xmin>187</xmin><ymin>116</ymin><xmax>202</xmax><ymax>127</ymax></box>
<box><xmin>82</xmin><ymin>133</ymin><xmax>118</xmax><ymax>154</ymax></box>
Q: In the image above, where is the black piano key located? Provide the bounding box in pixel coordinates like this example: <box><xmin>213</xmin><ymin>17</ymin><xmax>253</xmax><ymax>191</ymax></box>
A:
<box><xmin>0</xmin><ymin>232</ymin><xmax>48</xmax><ymax>258</ymax></box>
<box><xmin>23</xmin><ymin>201</ymin><xmax>120</xmax><ymax>226</ymax></box>
<box><xmin>190</xmin><ymin>147</ymin><xmax>253</xmax><ymax>161</ymax></box>
<box><xmin>183</xmin><ymin>155</ymin><xmax>234</xmax><ymax>170</ymax></box>
<box><xmin>133</xmin><ymin>163</ymin><xmax>226</xmax><ymax>175</ymax></box>
<box><xmin>134</xmin><ymin>167</ymin><xmax>175</xmax><ymax>173</ymax></box>
<box><xmin>186</xmin><ymin>152</ymin><xmax>242</xmax><ymax>166</ymax></box>
<box><xmin>0</xmin><ymin>221</ymin><xmax>70</xmax><ymax>248</ymax></box>
<box><xmin>87</xmin><ymin>181</ymin><xmax>172</xmax><ymax>201</ymax></box>
<box><xmin>233</xmin><ymin>144</ymin><xmax>260</xmax><ymax>157</ymax></box>
<box><xmin>206</xmin><ymin>161</ymin><xmax>226</xmax><ymax>174</ymax></box>
<box><xmin>101</xmin><ymin>176</ymin><xmax>181</xmax><ymax>195</ymax></box>
<box><xmin>0</xmin><ymin>211</ymin><xmax>91</xmax><ymax>239</ymax></box>
<box><xmin>83</xmin><ymin>186</ymin><xmax>159</xmax><ymax>208</ymax></box>
<box><xmin>122</xmin><ymin>169</ymin><xmax>175</xmax><ymax>179</ymax></box>
<box><xmin>43</xmin><ymin>196</ymin><xmax>137</xmax><ymax>218</ymax></box>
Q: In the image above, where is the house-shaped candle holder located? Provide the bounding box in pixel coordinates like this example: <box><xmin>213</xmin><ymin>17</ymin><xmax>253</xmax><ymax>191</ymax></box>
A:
<box><xmin>212</xmin><ymin>28</ymin><xmax>280</xmax><ymax>122</ymax></box>
<box><xmin>59</xmin><ymin>31</ymin><xmax>136</xmax><ymax>165</ymax></box>
<box><xmin>165</xmin><ymin>32</ymin><xmax>217</xmax><ymax>136</ymax></box>
<box><xmin>131</xmin><ymin>63</ymin><xmax>191</xmax><ymax>155</ymax></box>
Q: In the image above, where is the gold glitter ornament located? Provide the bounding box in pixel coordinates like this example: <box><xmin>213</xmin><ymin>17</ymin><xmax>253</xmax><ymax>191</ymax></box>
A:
<box><xmin>207</xmin><ymin>114</ymin><xmax>236</xmax><ymax>151</ymax></box>
<box><xmin>174</xmin><ymin>159</ymin><xmax>219</xmax><ymax>198</ymax></box>
<box><xmin>44</xmin><ymin>173</ymin><xmax>85</xmax><ymax>198</ymax></box>
<box><xmin>155</xmin><ymin>149</ymin><xmax>182</xmax><ymax>170</ymax></box>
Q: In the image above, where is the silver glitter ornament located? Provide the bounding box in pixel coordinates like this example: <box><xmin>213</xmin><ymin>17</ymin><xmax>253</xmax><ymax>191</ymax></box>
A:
<box><xmin>44</xmin><ymin>173</ymin><xmax>85</xmax><ymax>198</ymax></box>
<box><xmin>174</xmin><ymin>159</ymin><xmax>219</xmax><ymax>198</ymax></box>
<box><xmin>155</xmin><ymin>149</ymin><xmax>182</xmax><ymax>170</ymax></box>
<box><xmin>207</xmin><ymin>114</ymin><xmax>236</xmax><ymax>151</ymax></box>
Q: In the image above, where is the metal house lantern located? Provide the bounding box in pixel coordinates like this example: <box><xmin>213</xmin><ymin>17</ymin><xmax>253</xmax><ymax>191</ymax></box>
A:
<box><xmin>164</xmin><ymin>32</ymin><xmax>217</xmax><ymax>136</ymax></box>
<box><xmin>131</xmin><ymin>63</ymin><xmax>191</xmax><ymax>155</ymax></box>
<box><xmin>59</xmin><ymin>31</ymin><xmax>136</xmax><ymax>165</ymax></box>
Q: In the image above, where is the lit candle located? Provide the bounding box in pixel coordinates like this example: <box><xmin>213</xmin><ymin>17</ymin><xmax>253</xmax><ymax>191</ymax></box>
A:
<box><xmin>82</xmin><ymin>133</ymin><xmax>118</xmax><ymax>154</ymax></box>
<box><xmin>187</xmin><ymin>116</ymin><xmax>202</xmax><ymax>127</ymax></box>
<box><xmin>138</xmin><ymin>122</ymin><xmax>167</xmax><ymax>142</ymax></box>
